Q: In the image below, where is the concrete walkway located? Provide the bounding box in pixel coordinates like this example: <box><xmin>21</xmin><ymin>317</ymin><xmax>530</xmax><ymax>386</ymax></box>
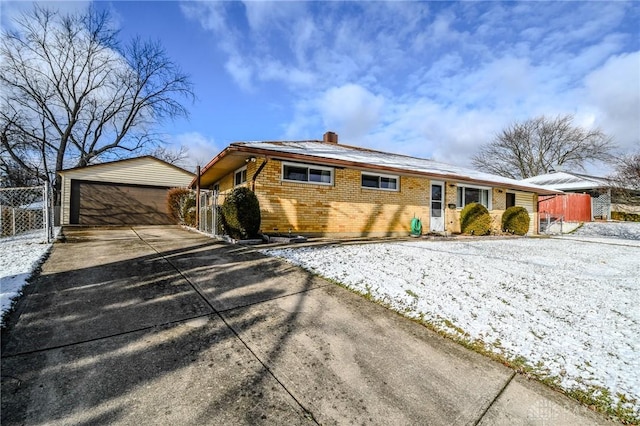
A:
<box><xmin>1</xmin><ymin>226</ymin><xmax>612</xmax><ymax>425</ymax></box>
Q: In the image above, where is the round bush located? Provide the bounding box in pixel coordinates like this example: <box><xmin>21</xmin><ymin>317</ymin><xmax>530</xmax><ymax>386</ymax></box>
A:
<box><xmin>460</xmin><ymin>202</ymin><xmax>491</xmax><ymax>235</ymax></box>
<box><xmin>220</xmin><ymin>187</ymin><xmax>261</xmax><ymax>239</ymax></box>
<box><xmin>502</xmin><ymin>206</ymin><xmax>530</xmax><ymax>235</ymax></box>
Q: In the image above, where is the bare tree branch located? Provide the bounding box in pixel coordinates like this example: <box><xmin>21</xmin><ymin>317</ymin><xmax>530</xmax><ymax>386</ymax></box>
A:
<box><xmin>0</xmin><ymin>5</ymin><xmax>194</xmax><ymax>202</ymax></box>
<box><xmin>472</xmin><ymin>114</ymin><xmax>616</xmax><ymax>179</ymax></box>
<box><xmin>609</xmin><ymin>151</ymin><xmax>640</xmax><ymax>208</ymax></box>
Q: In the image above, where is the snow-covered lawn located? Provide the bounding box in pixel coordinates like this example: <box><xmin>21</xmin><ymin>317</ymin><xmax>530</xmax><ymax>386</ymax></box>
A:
<box><xmin>0</xmin><ymin>229</ymin><xmax>58</xmax><ymax>323</ymax></box>
<box><xmin>262</xmin><ymin>223</ymin><xmax>640</xmax><ymax>419</ymax></box>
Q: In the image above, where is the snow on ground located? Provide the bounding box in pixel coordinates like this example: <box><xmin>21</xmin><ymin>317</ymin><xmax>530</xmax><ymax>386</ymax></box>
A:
<box><xmin>571</xmin><ymin>221</ymin><xmax>640</xmax><ymax>240</ymax></box>
<box><xmin>0</xmin><ymin>229</ymin><xmax>58</xmax><ymax>323</ymax></box>
<box><xmin>263</xmin><ymin>229</ymin><xmax>640</xmax><ymax>417</ymax></box>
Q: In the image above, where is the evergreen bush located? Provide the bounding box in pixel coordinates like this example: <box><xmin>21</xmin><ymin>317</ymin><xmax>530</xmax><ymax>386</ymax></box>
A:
<box><xmin>460</xmin><ymin>202</ymin><xmax>491</xmax><ymax>235</ymax></box>
<box><xmin>220</xmin><ymin>187</ymin><xmax>261</xmax><ymax>239</ymax></box>
<box><xmin>502</xmin><ymin>206</ymin><xmax>530</xmax><ymax>235</ymax></box>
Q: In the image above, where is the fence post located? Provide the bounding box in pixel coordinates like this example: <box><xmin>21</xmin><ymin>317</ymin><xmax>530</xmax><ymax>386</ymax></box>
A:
<box><xmin>43</xmin><ymin>182</ymin><xmax>50</xmax><ymax>243</ymax></box>
<box><xmin>213</xmin><ymin>190</ymin><xmax>218</xmax><ymax>237</ymax></box>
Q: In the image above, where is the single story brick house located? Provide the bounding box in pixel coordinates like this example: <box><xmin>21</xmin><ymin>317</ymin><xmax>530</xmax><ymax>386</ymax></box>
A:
<box><xmin>193</xmin><ymin>132</ymin><xmax>558</xmax><ymax>236</ymax></box>
<box><xmin>59</xmin><ymin>156</ymin><xmax>194</xmax><ymax>226</ymax></box>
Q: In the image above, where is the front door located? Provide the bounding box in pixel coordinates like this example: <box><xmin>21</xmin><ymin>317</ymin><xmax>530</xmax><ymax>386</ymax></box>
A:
<box><xmin>430</xmin><ymin>182</ymin><xmax>445</xmax><ymax>232</ymax></box>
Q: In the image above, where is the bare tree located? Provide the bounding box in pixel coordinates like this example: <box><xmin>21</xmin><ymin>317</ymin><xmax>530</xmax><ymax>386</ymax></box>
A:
<box><xmin>610</xmin><ymin>151</ymin><xmax>640</xmax><ymax>206</ymax></box>
<box><xmin>472</xmin><ymin>115</ymin><xmax>615</xmax><ymax>179</ymax></box>
<box><xmin>149</xmin><ymin>145</ymin><xmax>191</xmax><ymax>169</ymax></box>
<box><xmin>0</xmin><ymin>6</ymin><xmax>193</xmax><ymax>200</ymax></box>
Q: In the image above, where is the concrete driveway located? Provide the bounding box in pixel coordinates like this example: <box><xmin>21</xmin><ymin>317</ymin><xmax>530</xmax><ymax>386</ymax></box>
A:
<box><xmin>1</xmin><ymin>226</ymin><xmax>611</xmax><ymax>425</ymax></box>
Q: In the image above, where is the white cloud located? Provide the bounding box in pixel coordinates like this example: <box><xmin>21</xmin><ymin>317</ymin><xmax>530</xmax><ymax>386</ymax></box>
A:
<box><xmin>171</xmin><ymin>132</ymin><xmax>219</xmax><ymax>172</ymax></box>
<box><xmin>318</xmin><ymin>84</ymin><xmax>384</xmax><ymax>142</ymax></box>
<box><xmin>582</xmin><ymin>51</ymin><xmax>640</xmax><ymax>152</ymax></box>
<box><xmin>224</xmin><ymin>55</ymin><xmax>254</xmax><ymax>92</ymax></box>
<box><xmin>184</xmin><ymin>1</ymin><xmax>639</xmax><ymax>171</ymax></box>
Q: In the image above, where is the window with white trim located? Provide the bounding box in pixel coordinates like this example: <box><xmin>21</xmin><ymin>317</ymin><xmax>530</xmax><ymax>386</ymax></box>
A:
<box><xmin>282</xmin><ymin>162</ymin><xmax>333</xmax><ymax>185</ymax></box>
<box><xmin>361</xmin><ymin>172</ymin><xmax>399</xmax><ymax>191</ymax></box>
<box><xmin>234</xmin><ymin>166</ymin><xmax>247</xmax><ymax>186</ymax></box>
<box><xmin>456</xmin><ymin>185</ymin><xmax>491</xmax><ymax>209</ymax></box>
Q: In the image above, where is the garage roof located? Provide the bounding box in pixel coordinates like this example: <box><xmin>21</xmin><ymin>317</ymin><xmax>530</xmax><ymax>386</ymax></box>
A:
<box><xmin>59</xmin><ymin>156</ymin><xmax>194</xmax><ymax>188</ymax></box>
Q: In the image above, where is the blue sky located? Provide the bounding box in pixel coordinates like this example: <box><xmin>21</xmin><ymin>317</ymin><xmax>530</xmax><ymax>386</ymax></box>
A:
<box><xmin>2</xmin><ymin>1</ymin><xmax>639</xmax><ymax>173</ymax></box>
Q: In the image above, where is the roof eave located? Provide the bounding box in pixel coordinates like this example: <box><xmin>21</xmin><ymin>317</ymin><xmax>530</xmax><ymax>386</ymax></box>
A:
<box><xmin>194</xmin><ymin>145</ymin><xmax>561</xmax><ymax>195</ymax></box>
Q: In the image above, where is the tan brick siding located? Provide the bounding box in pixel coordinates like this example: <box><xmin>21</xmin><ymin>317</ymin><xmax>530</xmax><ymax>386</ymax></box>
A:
<box><xmin>251</xmin><ymin>159</ymin><xmax>429</xmax><ymax>236</ymax></box>
<box><xmin>444</xmin><ymin>182</ymin><xmax>460</xmax><ymax>233</ymax></box>
<box><xmin>211</xmin><ymin>158</ymin><xmax>540</xmax><ymax>236</ymax></box>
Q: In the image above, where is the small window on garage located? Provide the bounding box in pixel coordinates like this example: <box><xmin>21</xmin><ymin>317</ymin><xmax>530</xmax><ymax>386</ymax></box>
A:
<box><xmin>506</xmin><ymin>192</ymin><xmax>516</xmax><ymax>208</ymax></box>
<box><xmin>361</xmin><ymin>173</ymin><xmax>399</xmax><ymax>191</ymax></box>
<box><xmin>234</xmin><ymin>166</ymin><xmax>247</xmax><ymax>186</ymax></box>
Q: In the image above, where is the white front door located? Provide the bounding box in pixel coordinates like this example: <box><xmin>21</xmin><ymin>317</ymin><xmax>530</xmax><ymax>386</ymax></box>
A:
<box><xmin>430</xmin><ymin>182</ymin><xmax>445</xmax><ymax>232</ymax></box>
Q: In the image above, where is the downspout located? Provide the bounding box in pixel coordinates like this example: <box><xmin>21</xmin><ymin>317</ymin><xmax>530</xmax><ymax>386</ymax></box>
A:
<box><xmin>195</xmin><ymin>165</ymin><xmax>201</xmax><ymax>229</ymax></box>
<box><xmin>251</xmin><ymin>157</ymin><xmax>269</xmax><ymax>192</ymax></box>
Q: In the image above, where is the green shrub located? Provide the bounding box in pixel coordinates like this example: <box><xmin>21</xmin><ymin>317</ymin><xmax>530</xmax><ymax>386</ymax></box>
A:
<box><xmin>460</xmin><ymin>202</ymin><xmax>491</xmax><ymax>235</ymax></box>
<box><xmin>611</xmin><ymin>211</ymin><xmax>640</xmax><ymax>222</ymax></box>
<box><xmin>220</xmin><ymin>187</ymin><xmax>261</xmax><ymax>239</ymax></box>
<box><xmin>502</xmin><ymin>206</ymin><xmax>530</xmax><ymax>235</ymax></box>
<box><xmin>167</xmin><ymin>188</ymin><xmax>196</xmax><ymax>226</ymax></box>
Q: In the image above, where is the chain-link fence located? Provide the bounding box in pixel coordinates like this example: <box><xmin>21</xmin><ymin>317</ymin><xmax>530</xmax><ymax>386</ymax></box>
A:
<box><xmin>0</xmin><ymin>184</ymin><xmax>53</xmax><ymax>243</ymax></box>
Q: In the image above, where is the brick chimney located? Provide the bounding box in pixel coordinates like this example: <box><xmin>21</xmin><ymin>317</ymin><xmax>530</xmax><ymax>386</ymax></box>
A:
<box><xmin>323</xmin><ymin>131</ymin><xmax>338</xmax><ymax>144</ymax></box>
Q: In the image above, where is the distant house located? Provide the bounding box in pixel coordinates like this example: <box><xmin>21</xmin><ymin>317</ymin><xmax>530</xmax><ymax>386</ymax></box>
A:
<box><xmin>59</xmin><ymin>156</ymin><xmax>194</xmax><ymax>226</ymax></box>
<box><xmin>522</xmin><ymin>171</ymin><xmax>612</xmax><ymax>221</ymax></box>
<box><xmin>193</xmin><ymin>132</ymin><xmax>557</xmax><ymax>236</ymax></box>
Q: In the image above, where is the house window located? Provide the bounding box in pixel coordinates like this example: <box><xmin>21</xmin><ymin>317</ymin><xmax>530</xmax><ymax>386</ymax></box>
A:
<box><xmin>457</xmin><ymin>185</ymin><xmax>491</xmax><ymax>209</ymax></box>
<box><xmin>282</xmin><ymin>162</ymin><xmax>333</xmax><ymax>185</ymax></box>
<box><xmin>234</xmin><ymin>167</ymin><xmax>247</xmax><ymax>186</ymax></box>
<box><xmin>506</xmin><ymin>192</ymin><xmax>516</xmax><ymax>208</ymax></box>
<box><xmin>361</xmin><ymin>173</ymin><xmax>399</xmax><ymax>191</ymax></box>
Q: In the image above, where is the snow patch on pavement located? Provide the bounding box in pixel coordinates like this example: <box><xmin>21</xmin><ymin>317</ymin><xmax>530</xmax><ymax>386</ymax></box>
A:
<box><xmin>1</xmin><ymin>229</ymin><xmax>59</xmax><ymax>323</ymax></box>
<box><xmin>262</xmin><ymin>232</ymin><xmax>640</xmax><ymax>417</ymax></box>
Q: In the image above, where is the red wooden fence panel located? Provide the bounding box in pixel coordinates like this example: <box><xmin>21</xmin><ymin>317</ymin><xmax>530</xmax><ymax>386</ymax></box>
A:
<box><xmin>539</xmin><ymin>193</ymin><xmax>592</xmax><ymax>222</ymax></box>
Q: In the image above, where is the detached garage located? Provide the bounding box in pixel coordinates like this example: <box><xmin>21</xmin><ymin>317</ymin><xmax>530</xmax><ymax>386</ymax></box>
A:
<box><xmin>59</xmin><ymin>156</ymin><xmax>194</xmax><ymax>225</ymax></box>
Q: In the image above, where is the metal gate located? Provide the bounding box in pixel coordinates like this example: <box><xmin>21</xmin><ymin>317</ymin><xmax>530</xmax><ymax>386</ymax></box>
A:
<box><xmin>198</xmin><ymin>189</ymin><xmax>222</xmax><ymax>236</ymax></box>
<box><xmin>0</xmin><ymin>183</ymin><xmax>53</xmax><ymax>242</ymax></box>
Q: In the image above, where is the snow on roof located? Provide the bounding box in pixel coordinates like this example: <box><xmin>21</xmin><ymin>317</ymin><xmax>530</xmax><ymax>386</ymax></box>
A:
<box><xmin>234</xmin><ymin>140</ymin><xmax>557</xmax><ymax>193</ymax></box>
<box><xmin>521</xmin><ymin>171</ymin><xmax>611</xmax><ymax>191</ymax></box>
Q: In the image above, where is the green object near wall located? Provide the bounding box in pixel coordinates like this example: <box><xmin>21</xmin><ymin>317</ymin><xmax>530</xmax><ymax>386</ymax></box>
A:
<box><xmin>410</xmin><ymin>217</ymin><xmax>422</xmax><ymax>236</ymax></box>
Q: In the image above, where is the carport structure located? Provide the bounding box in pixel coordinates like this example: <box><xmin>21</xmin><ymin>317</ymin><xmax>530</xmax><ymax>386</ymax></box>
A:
<box><xmin>58</xmin><ymin>157</ymin><xmax>194</xmax><ymax>225</ymax></box>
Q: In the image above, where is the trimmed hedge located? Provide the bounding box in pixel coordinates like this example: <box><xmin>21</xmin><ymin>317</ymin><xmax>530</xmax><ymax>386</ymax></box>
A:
<box><xmin>460</xmin><ymin>202</ymin><xmax>491</xmax><ymax>235</ymax></box>
<box><xmin>167</xmin><ymin>188</ymin><xmax>196</xmax><ymax>226</ymax></box>
<box><xmin>502</xmin><ymin>206</ymin><xmax>530</xmax><ymax>235</ymax></box>
<box><xmin>612</xmin><ymin>211</ymin><xmax>640</xmax><ymax>222</ymax></box>
<box><xmin>220</xmin><ymin>187</ymin><xmax>261</xmax><ymax>239</ymax></box>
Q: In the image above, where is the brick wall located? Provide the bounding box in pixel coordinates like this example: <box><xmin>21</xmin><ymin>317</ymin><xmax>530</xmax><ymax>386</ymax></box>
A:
<box><xmin>253</xmin><ymin>159</ymin><xmax>430</xmax><ymax>237</ymax></box>
<box><xmin>212</xmin><ymin>157</ymin><xmax>539</xmax><ymax>236</ymax></box>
